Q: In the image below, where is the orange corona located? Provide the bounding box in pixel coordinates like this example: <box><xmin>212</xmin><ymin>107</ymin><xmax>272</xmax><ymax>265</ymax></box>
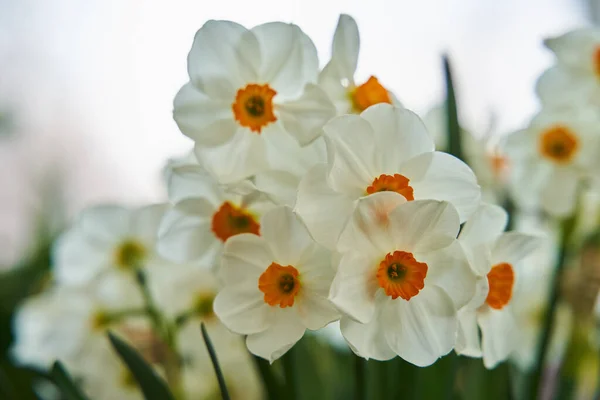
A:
<box><xmin>232</xmin><ymin>83</ymin><xmax>277</xmax><ymax>133</ymax></box>
<box><xmin>350</xmin><ymin>76</ymin><xmax>392</xmax><ymax>112</ymax></box>
<box><xmin>258</xmin><ymin>263</ymin><xmax>301</xmax><ymax>308</ymax></box>
<box><xmin>366</xmin><ymin>173</ymin><xmax>414</xmax><ymax>201</ymax></box>
<box><xmin>539</xmin><ymin>125</ymin><xmax>578</xmax><ymax>164</ymax></box>
<box><xmin>594</xmin><ymin>47</ymin><xmax>600</xmax><ymax>77</ymax></box>
<box><xmin>376</xmin><ymin>251</ymin><xmax>428</xmax><ymax>300</ymax></box>
<box><xmin>211</xmin><ymin>202</ymin><xmax>260</xmax><ymax>242</ymax></box>
<box><xmin>485</xmin><ymin>262</ymin><xmax>515</xmax><ymax>310</ymax></box>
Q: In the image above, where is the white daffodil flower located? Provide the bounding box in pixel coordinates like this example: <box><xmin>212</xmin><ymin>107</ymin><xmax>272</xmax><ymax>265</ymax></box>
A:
<box><xmin>330</xmin><ymin>194</ymin><xmax>477</xmax><ymax>367</ymax></box>
<box><xmin>295</xmin><ymin>104</ymin><xmax>480</xmax><ymax>250</ymax></box>
<box><xmin>504</xmin><ymin>107</ymin><xmax>600</xmax><ymax>217</ymax></box>
<box><xmin>319</xmin><ymin>14</ymin><xmax>401</xmax><ymax>114</ymax></box>
<box><xmin>157</xmin><ymin>165</ymin><xmax>274</xmax><ymax>265</ymax></box>
<box><xmin>455</xmin><ymin>203</ymin><xmax>543</xmax><ymax>369</ymax></box>
<box><xmin>53</xmin><ymin>204</ymin><xmax>168</xmax><ymax>285</ymax></box>
<box><xmin>175</xmin><ymin>20</ymin><xmax>336</xmax><ymax>182</ymax></box>
<box><xmin>536</xmin><ymin>28</ymin><xmax>600</xmax><ymax>108</ymax></box>
<box><xmin>214</xmin><ymin>206</ymin><xmax>339</xmax><ymax>363</ymax></box>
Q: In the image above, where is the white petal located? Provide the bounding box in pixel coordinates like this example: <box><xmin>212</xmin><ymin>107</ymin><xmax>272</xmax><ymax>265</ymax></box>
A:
<box><xmin>294</xmin><ymin>164</ymin><xmax>355</xmax><ymax>249</ymax></box>
<box><xmin>221</xmin><ymin>234</ymin><xmax>273</xmax><ymax>283</ymax></box>
<box><xmin>535</xmin><ymin>67</ymin><xmax>598</xmax><ymax>108</ymax></box>
<box><xmin>195</xmin><ymin>129</ymin><xmax>269</xmax><ymax>183</ymax></box>
<box><xmin>254</xmin><ymin>170</ymin><xmax>300</xmax><ymax>207</ymax></box>
<box><xmin>400</xmin><ymin>151</ymin><xmax>481</xmax><ymax>222</ymax></box>
<box><xmin>53</xmin><ymin>230</ymin><xmax>110</xmax><ymax>285</ymax></box>
<box><xmin>130</xmin><ymin>204</ymin><xmax>168</xmax><ymax>245</ymax></box>
<box><xmin>260</xmin><ymin>206</ymin><xmax>313</xmax><ymax>265</ymax></box>
<box><xmin>491</xmin><ymin>232</ymin><xmax>543</xmax><ymax>267</ymax></box>
<box><xmin>323</xmin><ymin>115</ymin><xmax>379</xmax><ymax>195</ymax></box>
<box><xmin>419</xmin><ymin>241</ymin><xmax>477</xmax><ymax>310</ymax></box>
<box><xmin>246</xmin><ymin>308</ymin><xmax>306</xmax><ymax>362</ymax></box>
<box><xmin>337</xmin><ymin>192</ymin><xmax>406</xmax><ymax>255</ymax></box>
<box><xmin>340</xmin><ymin>305</ymin><xmax>396</xmax><ymax>361</ymax></box>
<box><xmin>277</xmin><ymin>84</ymin><xmax>336</xmax><ymax>145</ymax></box>
<box><xmin>456</xmin><ymin>308</ymin><xmax>482</xmax><ymax>357</ymax></box>
<box><xmin>383</xmin><ymin>286</ymin><xmax>457</xmax><ymax>367</ymax></box>
<box><xmin>508</xmin><ymin>158</ymin><xmax>554</xmax><ymax>212</ymax></box>
<box><xmin>214</xmin><ymin>284</ymin><xmax>272</xmax><ymax>335</ymax></box>
<box><xmin>544</xmin><ymin>28</ymin><xmax>600</xmax><ymax>70</ymax></box>
<box><xmin>296</xmin><ymin>294</ymin><xmax>339</xmax><ymax>331</ymax></box>
<box><xmin>478</xmin><ymin>308</ymin><xmax>518</xmax><ymax>369</ymax></box>
<box><xmin>252</xmin><ymin>23</ymin><xmax>317</xmax><ymax>98</ymax></box>
<box><xmin>187</xmin><ymin>20</ymin><xmax>259</xmax><ymax>98</ymax></box>
<box><xmin>459</xmin><ymin>203</ymin><xmax>507</xmax><ymax>250</ymax></box>
<box><xmin>329</xmin><ymin>252</ymin><xmax>379</xmax><ymax>324</ymax></box>
<box><xmin>166</xmin><ymin>164</ymin><xmax>223</xmax><ymax>204</ymax></box>
<box><xmin>329</xmin><ymin>14</ymin><xmax>360</xmax><ymax>82</ymax></box>
<box><xmin>540</xmin><ymin>167</ymin><xmax>579</xmax><ymax>217</ymax></box>
<box><xmin>360</xmin><ymin>104</ymin><xmax>434</xmax><ymax>169</ymax></box>
<box><xmin>173</xmin><ymin>82</ymin><xmax>237</xmax><ymax>146</ymax></box>
<box><xmin>157</xmin><ymin>199</ymin><xmax>220</xmax><ymax>264</ymax></box>
<box><xmin>388</xmin><ymin>200</ymin><xmax>460</xmax><ymax>254</ymax></box>
<box><xmin>77</xmin><ymin>205</ymin><xmax>130</xmax><ymax>245</ymax></box>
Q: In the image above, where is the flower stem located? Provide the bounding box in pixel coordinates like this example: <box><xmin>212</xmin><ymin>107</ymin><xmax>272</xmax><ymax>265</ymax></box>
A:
<box><xmin>201</xmin><ymin>323</ymin><xmax>231</xmax><ymax>400</ymax></box>
<box><xmin>354</xmin><ymin>356</ymin><xmax>366</xmax><ymax>400</ymax></box>
<box><xmin>252</xmin><ymin>355</ymin><xmax>283</xmax><ymax>400</ymax></box>
<box><xmin>529</xmin><ymin>212</ymin><xmax>577</xmax><ymax>399</ymax></box>
<box><xmin>282</xmin><ymin>347</ymin><xmax>298</xmax><ymax>400</ymax></box>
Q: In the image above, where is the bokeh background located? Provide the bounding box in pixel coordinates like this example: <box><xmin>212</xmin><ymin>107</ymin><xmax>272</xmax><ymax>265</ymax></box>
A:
<box><xmin>0</xmin><ymin>0</ymin><xmax>598</xmax><ymax>396</ymax></box>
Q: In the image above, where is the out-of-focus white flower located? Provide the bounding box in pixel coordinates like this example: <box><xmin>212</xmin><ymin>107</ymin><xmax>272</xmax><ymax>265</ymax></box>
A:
<box><xmin>53</xmin><ymin>204</ymin><xmax>168</xmax><ymax>285</ymax></box>
<box><xmin>214</xmin><ymin>206</ymin><xmax>339</xmax><ymax>363</ymax></box>
<box><xmin>319</xmin><ymin>15</ymin><xmax>401</xmax><ymax>115</ymax></box>
<box><xmin>175</xmin><ymin>20</ymin><xmax>335</xmax><ymax>182</ymax></box>
<box><xmin>157</xmin><ymin>165</ymin><xmax>273</xmax><ymax>265</ymax></box>
<box><xmin>536</xmin><ymin>28</ymin><xmax>600</xmax><ymax>108</ymax></box>
<box><xmin>330</xmin><ymin>194</ymin><xmax>476</xmax><ymax>366</ymax></box>
<box><xmin>455</xmin><ymin>203</ymin><xmax>543</xmax><ymax>368</ymax></box>
<box><xmin>295</xmin><ymin>104</ymin><xmax>480</xmax><ymax>249</ymax></box>
<box><xmin>504</xmin><ymin>107</ymin><xmax>600</xmax><ymax>216</ymax></box>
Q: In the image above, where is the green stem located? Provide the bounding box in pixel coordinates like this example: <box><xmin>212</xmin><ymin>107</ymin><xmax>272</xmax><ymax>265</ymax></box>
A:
<box><xmin>529</xmin><ymin>212</ymin><xmax>577</xmax><ymax>399</ymax></box>
<box><xmin>354</xmin><ymin>356</ymin><xmax>366</xmax><ymax>400</ymax></box>
<box><xmin>252</xmin><ymin>355</ymin><xmax>283</xmax><ymax>400</ymax></box>
<box><xmin>201</xmin><ymin>323</ymin><xmax>231</xmax><ymax>400</ymax></box>
<box><xmin>443</xmin><ymin>55</ymin><xmax>464</xmax><ymax>163</ymax></box>
<box><xmin>282</xmin><ymin>347</ymin><xmax>298</xmax><ymax>400</ymax></box>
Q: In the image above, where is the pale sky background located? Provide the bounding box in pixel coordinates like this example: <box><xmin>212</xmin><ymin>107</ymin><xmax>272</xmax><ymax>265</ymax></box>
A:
<box><xmin>0</xmin><ymin>0</ymin><xmax>593</xmax><ymax>266</ymax></box>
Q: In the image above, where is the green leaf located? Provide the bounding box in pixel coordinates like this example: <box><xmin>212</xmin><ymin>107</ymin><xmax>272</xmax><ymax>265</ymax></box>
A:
<box><xmin>443</xmin><ymin>55</ymin><xmax>464</xmax><ymax>163</ymax></box>
<box><xmin>50</xmin><ymin>361</ymin><xmax>90</xmax><ymax>400</ymax></box>
<box><xmin>107</xmin><ymin>332</ymin><xmax>175</xmax><ymax>400</ymax></box>
<box><xmin>200</xmin><ymin>323</ymin><xmax>231</xmax><ymax>400</ymax></box>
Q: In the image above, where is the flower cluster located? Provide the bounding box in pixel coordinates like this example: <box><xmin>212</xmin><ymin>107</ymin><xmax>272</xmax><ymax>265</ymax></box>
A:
<box><xmin>11</xmin><ymin>13</ymin><xmax>563</xmax><ymax>400</ymax></box>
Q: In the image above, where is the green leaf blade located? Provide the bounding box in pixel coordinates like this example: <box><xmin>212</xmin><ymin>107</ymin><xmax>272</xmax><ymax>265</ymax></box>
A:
<box><xmin>50</xmin><ymin>361</ymin><xmax>90</xmax><ymax>400</ymax></box>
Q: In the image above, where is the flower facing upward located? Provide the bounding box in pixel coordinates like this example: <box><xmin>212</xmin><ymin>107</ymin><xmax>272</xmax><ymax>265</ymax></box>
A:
<box><xmin>53</xmin><ymin>204</ymin><xmax>168</xmax><ymax>285</ymax></box>
<box><xmin>455</xmin><ymin>203</ymin><xmax>542</xmax><ymax>369</ymax></box>
<box><xmin>504</xmin><ymin>108</ymin><xmax>600</xmax><ymax>216</ymax></box>
<box><xmin>157</xmin><ymin>165</ymin><xmax>273</xmax><ymax>265</ymax></box>
<box><xmin>175</xmin><ymin>20</ymin><xmax>335</xmax><ymax>182</ymax></box>
<box><xmin>214</xmin><ymin>206</ymin><xmax>339</xmax><ymax>362</ymax></box>
<box><xmin>329</xmin><ymin>194</ymin><xmax>476</xmax><ymax>366</ymax></box>
<box><xmin>319</xmin><ymin>15</ymin><xmax>399</xmax><ymax>115</ymax></box>
<box><xmin>295</xmin><ymin>104</ymin><xmax>480</xmax><ymax>250</ymax></box>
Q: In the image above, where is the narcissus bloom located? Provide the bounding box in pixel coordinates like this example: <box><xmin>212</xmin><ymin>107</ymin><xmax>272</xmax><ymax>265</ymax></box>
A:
<box><xmin>536</xmin><ymin>28</ymin><xmax>600</xmax><ymax>108</ymax></box>
<box><xmin>455</xmin><ymin>204</ymin><xmax>542</xmax><ymax>369</ymax></box>
<box><xmin>158</xmin><ymin>165</ymin><xmax>273</xmax><ymax>265</ymax></box>
<box><xmin>504</xmin><ymin>107</ymin><xmax>600</xmax><ymax>216</ymax></box>
<box><xmin>54</xmin><ymin>204</ymin><xmax>168</xmax><ymax>285</ymax></box>
<box><xmin>319</xmin><ymin>14</ymin><xmax>400</xmax><ymax>114</ymax></box>
<box><xmin>214</xmin><ymin>206</ymin><xmax>339</xmax><ymax>362</ymax></box>
<box><xmin>330</xmin><ymin>194</ymin><xmax>476</xmax><ymax>366</ymax></box>
<box><xmin>175</xmin><ymin>20</ymin><xmax>335</xmax><ymax>182</ymax></box>
<box><xmin>295</xmin><ymin>104</ymin><xmax>480</xmax><ymax>249</ymax></box>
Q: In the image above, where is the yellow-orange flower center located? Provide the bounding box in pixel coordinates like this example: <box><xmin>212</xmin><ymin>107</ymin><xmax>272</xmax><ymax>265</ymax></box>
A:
<box><xmin>376</xmin><ymin>251</ymin><xmax>428</xmax><ymax>300</ymax></box>
<box><xmin>232</xmin><ymin>83</ymin><xmax>277</xmax><ymax>133</ymax></box>
<box><xmin>593</xmin><ymin>47</ymin><xmax>600</xmax><ymax>78</ymax></box>
<box><xmin>211</xmin><ymin>202</ymin><xmax>260</xmax><ymax>242</ymax></box>
<box><xmin>539</xmin><ymin>125</ymin><xmax>579</xmax><ymax>164</ymax></box>
<box><xmin>258</xmin><ymin>263</ymin><xmax>301</xmax><ymax>308</ymax></box>
<box><xmin>114</xmin><ymin>240</ymin><xmax>147</xmax><ymax>270</ymax></box>
<box><xmin>366</xmin><ymin>173</ymin><xmax>414</xmax><ymax>201</ymax></box>
<box><xmin>485</xmin><ymin>262</ymin><xmax>515</xmax><ymax>310</ymax></box>
<box><xmin>350</xmin><ymin>76</ymin><xmax>392</xmax><ymax>112</ymax></box>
